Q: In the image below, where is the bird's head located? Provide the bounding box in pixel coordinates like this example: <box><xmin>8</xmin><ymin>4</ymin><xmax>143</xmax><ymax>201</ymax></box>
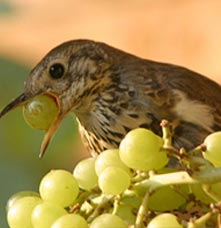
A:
<box><xmin>0</xmin><ymin>39</ymin><xmax>113</xmax><ymax>157</ymax></box>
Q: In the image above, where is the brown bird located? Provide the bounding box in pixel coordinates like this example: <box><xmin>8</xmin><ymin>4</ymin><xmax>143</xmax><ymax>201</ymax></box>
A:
<box><xmin>1</xmin><ymin>39</ymin><xmax>221</xmax><ymax>157</ymax></box>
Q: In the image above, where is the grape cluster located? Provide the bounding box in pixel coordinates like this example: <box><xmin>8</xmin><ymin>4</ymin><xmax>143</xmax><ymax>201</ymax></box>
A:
<box><xmin>6</xmin><ymin>95</ymin><xmax>221</xmax><ymax>227</ymax></box>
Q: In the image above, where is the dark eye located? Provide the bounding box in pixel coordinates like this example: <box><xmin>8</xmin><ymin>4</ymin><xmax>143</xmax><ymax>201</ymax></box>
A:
<box><xmin>49</xmin><ymin>63</ymin><xmax>65</xmax><ymax>79</ymax></box>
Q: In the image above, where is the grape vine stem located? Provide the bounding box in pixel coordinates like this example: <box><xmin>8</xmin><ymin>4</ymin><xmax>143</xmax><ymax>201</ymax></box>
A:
<box><xmin>135</xmin><ymin>191</ymin><xmax>150</xmax><ymax>228</ymax></box>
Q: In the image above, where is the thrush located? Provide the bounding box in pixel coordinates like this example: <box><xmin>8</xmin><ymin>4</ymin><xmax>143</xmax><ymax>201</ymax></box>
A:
<box><xmin>1</xmin><ymin>39</ymin><xmax>221</xmax><ymax>157</ymax></box>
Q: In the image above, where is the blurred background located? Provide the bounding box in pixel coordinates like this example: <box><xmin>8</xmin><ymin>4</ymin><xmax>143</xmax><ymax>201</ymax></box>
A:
<box><xmin>0</xmin><ymin>0</ymin><xmax>221</xmax><ymax>227</ymax></box>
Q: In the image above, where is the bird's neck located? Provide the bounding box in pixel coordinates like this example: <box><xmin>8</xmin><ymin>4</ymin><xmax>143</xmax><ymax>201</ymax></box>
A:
<box><xmin>74</xmin><ymin>96</ymin><xmax>119</xmax><ymax>154</ymax></box>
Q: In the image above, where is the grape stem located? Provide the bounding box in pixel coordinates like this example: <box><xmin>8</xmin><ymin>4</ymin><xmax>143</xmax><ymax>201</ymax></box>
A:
<box><xmin>134</xmin><ymin>171</ymin><xmax>197</xmax><ymax>192</ymax></box>
<box><xmin>132</xmin><ymin>171</ymin><xmax>149</xmax><ymax>183</ymax></box>
<box><xmin>161</xmin><ymin>119</ymin><xmax>173</xmax><ymax>146</ymax></box>
<box><xmin>135</xmin><ymin>191</ymin><xmax>150</xmax><ymax>228</ymax></box>
<box><xmin>112</xmin><ymin>195</ymin><xmax>121</xmax><ymax>215</ymax></box>
<box><xmin>192</xmin><ymin>166</ymin><xmax>221</xmax><ymax>184</ymax></box>
<box><xmin>160</xmin><ymin>119</ymin><xmax>188</xmax><ymax>161</ymax></box>
<box><xmin>70</xmin><ymin>187</ymin><xmax>100</xmax><ymax>214</ymax></box>
<box><xmin>188</xmin><ymin>144</ymin><xmax>206</xmax><ymax>156</ymax></box>
<box><xmin>186</xmin><ymin>210</ymin><xmax>214</xmax><ymax>228</ymax></box>
<box><xmin>132</xmin><ymin>168</ymin><xmax>221</xmax><ymax>227</ymax></box>
<box><xmin>71</xmin><ymin>190</ymin><xmax>95</xmax><ymax>213</ymax></box>
<box><xmin>87</xmin><ymin>194</ymin><xmax>114</xmax><ymax>223</ymax></box>
<box><xmin>134</xmin><ymin>165</ymin><xmax>221</xmax><ymax>193</ymax></box>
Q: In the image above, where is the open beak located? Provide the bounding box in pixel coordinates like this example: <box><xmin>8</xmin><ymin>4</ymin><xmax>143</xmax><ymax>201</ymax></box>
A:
<box><xmin>0</xmin><ymin>92</ymin><xmax>65</xmax><ymax>158</ymax></box>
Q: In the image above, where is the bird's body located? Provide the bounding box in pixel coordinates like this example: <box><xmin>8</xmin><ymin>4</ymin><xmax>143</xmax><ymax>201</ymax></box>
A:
<box><xmin>74</xmin><ymin>45</ymin><xmax>221</xmax><ymax>154</ymax></box>
<box><xmin>1</xmin><ymin>39</ymin><xmax>221</xmax><ymax>156</ymax></box>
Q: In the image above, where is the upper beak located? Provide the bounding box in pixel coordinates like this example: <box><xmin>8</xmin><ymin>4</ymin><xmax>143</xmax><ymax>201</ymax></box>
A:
<box><xmin>0</xmin><ymin>92</ymin><xmax>65</xmax><ymax>158</ymax></box>
<box><xmin>0</xmin><ymin>93</ymin><xmax>28</xmax><ymax>118</ymax></box>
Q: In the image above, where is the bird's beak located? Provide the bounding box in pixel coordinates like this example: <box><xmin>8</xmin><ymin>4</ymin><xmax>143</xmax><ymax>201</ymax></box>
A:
<box><xmin>0</xmin><ymin>92</ymin><xmax>65</xmax><ymax>158</ymax></box>
<box><xmin>0</xmin><ymin>93</ymin><xmax>28</xmax><ymax>118</ymax></box>
<box><xmin>39</xmin><ymin>113</ymin><xmax>64</xmax><ymax>158</ymax></box>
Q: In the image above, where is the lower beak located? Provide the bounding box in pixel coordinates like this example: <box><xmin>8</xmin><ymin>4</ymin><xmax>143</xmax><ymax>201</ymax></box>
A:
<box><xmin>39</xmin><ymin>113</ymin><xmax>65</xmax><ymax>158</ymax></box>
<box><xmin>0</xmin><ymin>92</ymin><xmax>65</xmax><ymax>158</ymax></box>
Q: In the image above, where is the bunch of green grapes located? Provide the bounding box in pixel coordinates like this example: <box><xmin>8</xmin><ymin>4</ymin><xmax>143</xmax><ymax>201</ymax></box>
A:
<box><xmin>6</xmin><ymin>95</ymin><xmax>221</xmax><ymax>227</ymax></box>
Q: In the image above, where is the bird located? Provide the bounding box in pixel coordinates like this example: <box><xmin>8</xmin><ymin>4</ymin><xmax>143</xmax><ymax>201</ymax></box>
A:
<box><xmin>0</xmin><ymin>39</ymin><xmax>221</xmax><ymax>158</ymax></box>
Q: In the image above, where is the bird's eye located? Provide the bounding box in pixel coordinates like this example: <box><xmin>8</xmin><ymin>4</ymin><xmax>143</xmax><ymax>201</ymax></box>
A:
<box><xmin>49</xmin><ymin>63</ymin><xmax>65</xmax><ymax>79</ymax></box>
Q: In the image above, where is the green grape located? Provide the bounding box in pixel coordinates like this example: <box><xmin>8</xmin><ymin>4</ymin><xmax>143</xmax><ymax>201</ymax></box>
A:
<box><xmin>147</xmin><ymin>213</ymin><xmax>183</xmax><ymax>228</ymax></box>
<box><xmin>119</xmin><ymin>128</ymin><xmax>165</xmax><ymax>171</ymax></box>
<box><xmin>203</xmin><ymin>131</ymin><xmax>221</xmax><ymax>167</ymax></box>
<box><xmin>7</xmin><ymin>196</ymin><xmax>42</xmax><ymax>228</ymax></box>
<box><xmin>23</xmin><ymin>94</ymin><xmax>59</xmax><ymax>130</ymax></box>
<box><xmin>145</xmin><ymin>150</ymin><xmax>169</xmax><ymax>170</ymax></box>
<box><xmin>95</xmin><ymin>149</ymin><xmax>131</xmax><ymax>176</ymax></box>
<box><xmin>51</xmin><ymin>214</ymin><xmax>88</xmax><ymax>228</ymax></box>
<box><xmin>204</xmin><ymin>182</ymin><xmax>221</xmax><ymax>201</ymax></box>
<box><xmin>98</xmin><ymin>166</ymin><xmax>131</xmax><ymax>195</ymax></box>
<box><xmin>31</xmin><ymin>201</ymin><xmax>67</xmax><ymax>228</ymax></box>
<box><xmin>73</xmin><ymin>157</ymin><xmax>98</xmax><ymax>190</ymax></box>
<box><xmin>148</xmin><ymin>186</ymin><xmax>186</xmax><ymax>211</ymax></box>
<box><xmin>115</xmin><ymin>204</ymin><xmax>136</xmax><ymax>225</ymax></box>
<box><xmin>90</xmin><ymin>213</ymin><xmax>127</xmax><ymax>228</ymax></box>
<box><xmin>6</xmin><ymin>190</ymin><xmax>40</xmax><ymax>212</ymax></box>
<box><xmin>39</xmin><ymin>169</ymin><xmax>79</xmax><ymax>208</ymax></box>
<box><xmin>121</xmin><ymin>193</ymin><xmax>142</xmax><ymax>208</ymax></box>
<box><xmin>191</xmin><ymin>184</ymin><xmax>214</xmax><ymax>204</ymax></box>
